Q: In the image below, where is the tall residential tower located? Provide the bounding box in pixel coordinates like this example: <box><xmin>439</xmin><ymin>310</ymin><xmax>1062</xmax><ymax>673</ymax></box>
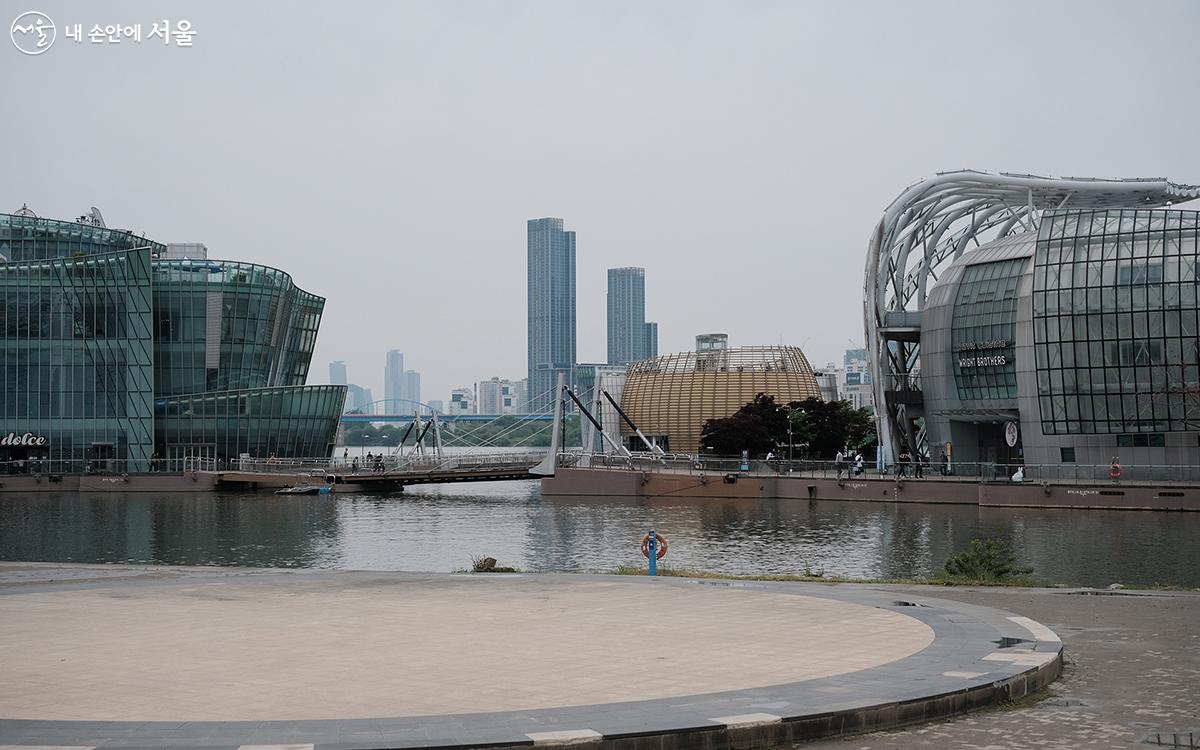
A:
<box><xmin>328</xmin><ymin>360</ymin><xmax>348</xmax><ymax>385</ymax></box>
<box><xmin>527</xmin><ymin>218</ymin><xmax>576</xmax><ymax>412</ymax></box>
<box><xmin>607</xmin><ymin>267</ymin><xmax>658</xmax><ymax>365</ymax></box>
<box><xmin>384</xmin><ymin>350</ymin><xmax>405</xmax><ymax>410</ymax></box>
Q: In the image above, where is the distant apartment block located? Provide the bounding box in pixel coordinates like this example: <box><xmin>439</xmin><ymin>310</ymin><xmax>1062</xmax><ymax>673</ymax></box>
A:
<box><xmin>383</xmin><ymin>350</ymin><xmax>422</xmax><ymax>414</ymax></box>
<box><xmin>478</xmin><ymin>377</ymin><xmax>521</xmax><ymax>415</ymax></box>
<box><xmin>329</xmin><ymin>360</ymin><xmax>348</xmax><ymax>385</ymax></box>
<box><xmin>346</xmin><ymin>384</ymin><xmax>374</xmax><ymax>412</ymax></box>
<box><xmin>607</xmin><ymin>267</ymin><xmax>657</xmax><ymax>365</ymax></box>
<box><xmin>513</xmin><ymin>378</ymin><xmax>528</xmax><ymax>414</ymax></box>
<box><xmin>384</xmin><ymin>350</ymin><xmax>405</xmax><ymax>410</ymax></box>
<box><xmin>449</xmin><ymin>387</ymin><xmax>476</xmax><ymax>415</ymax></box>
<box><xmin>528</xmin><ymin>218</ymin><xmax>576</xmax><ymax>412</ymax></box>
<box><xmin>814</xmin><ymin>365</ymin><xmax>841</xmax><ymax>403</ymax></box>
<box><xmin>841</xmin><ymin>347</ymin><xmax>873</xmax><ymax>411</ymax></box>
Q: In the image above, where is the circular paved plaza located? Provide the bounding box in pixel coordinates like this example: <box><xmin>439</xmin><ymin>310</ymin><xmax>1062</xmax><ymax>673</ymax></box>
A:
<box><xmin>0</xmin><ymin>564</ymin><xmax>1062</xmax><ymax>749</ymax></box>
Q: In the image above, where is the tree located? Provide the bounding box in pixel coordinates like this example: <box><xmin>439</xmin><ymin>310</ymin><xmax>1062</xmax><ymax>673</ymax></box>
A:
<box><xmin>700</xmin><ymin>394</ymin><xmax>876</xmax><ymax>459</ymax></box>
<box><xmin>787</xmin><ymin>398</ymin><xmax>875</xmax><ymax>459</ymax></box>
<box><xmin>942</xmin><ymin>538</ymin><xmax>1032</xmax><ymax>581</ymax></box>
<box><xmin>700</xmin><ymin>394</ymin><xmax>792</xmax><ymax>457</ymax></box>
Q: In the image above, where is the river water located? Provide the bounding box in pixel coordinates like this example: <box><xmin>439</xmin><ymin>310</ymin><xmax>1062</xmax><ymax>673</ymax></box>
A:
<box><xmin>1</xmin><ymin>479</ymin><xmax>1196</xmax><ymax>588</ymax></box>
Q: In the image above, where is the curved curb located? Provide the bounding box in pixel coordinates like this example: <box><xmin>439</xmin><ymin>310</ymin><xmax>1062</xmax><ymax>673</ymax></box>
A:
<box><xmin>0</xmin><ymin>569</ymin><xmax>1063</xmax><ymax>750</ymax></box>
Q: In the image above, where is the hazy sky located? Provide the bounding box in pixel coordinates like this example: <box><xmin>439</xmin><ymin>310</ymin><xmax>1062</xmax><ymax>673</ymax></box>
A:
<box><xmin>5</xmin><ymin>0</ymin><xmax>1199</xmax><ymax>405</ymax></box>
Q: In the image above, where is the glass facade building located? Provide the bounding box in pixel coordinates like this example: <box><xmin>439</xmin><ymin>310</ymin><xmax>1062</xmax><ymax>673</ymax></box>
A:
<box><xmin>155</xmin><ymin>385</ymin><xmax>345</xmax><ymax>461</ymax></box>
<box><xmin>527</xmin><ymin>218</ymin><xmax>576</xmax><ymax>412</ymax></box>
<box><xmin>950</xmin><ymin>257</ymin><xmax>1025</xmax><ymax>401</ymax></box>
<box><xmin>0</xmin><ymin>210</ymin><xmax>344</xmax><ymax>471</ymax></box>
<box><xmin>1034</xmin><ymin>209</ymin><xmax>1200</xmax><ymax>437</ymax></box>
<box><xmin>920</xmin><ymin>208</ymin><xmax>1200</xmax><ymax>468</ymax></box>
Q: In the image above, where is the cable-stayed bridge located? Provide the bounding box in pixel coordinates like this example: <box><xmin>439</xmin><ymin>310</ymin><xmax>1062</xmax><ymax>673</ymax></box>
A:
<box><xmin>208</xmin><ymin>377</ymin><xmax>656</xmax><ymax>490</ymax></box>
<box><xmin>211</xmin><ymin>383</ymin><xmax>591</xmax><ymax>490</ymax></box>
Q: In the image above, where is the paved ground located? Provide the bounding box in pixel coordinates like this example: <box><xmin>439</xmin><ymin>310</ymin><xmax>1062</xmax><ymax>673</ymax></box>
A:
<box><xmin>805</xmin><ymin>585</ymin><xmax>1200</xmax><ymax>749</ymax></box>
<box><xmin>0</xmin><ymin>564</ymin><xmax>1061</xmax><ymax>750</ymax></box>
<box><xmin>0</xmin><ymin>565</ymin><xmax>933</xmax><ymax>721</ymax></box>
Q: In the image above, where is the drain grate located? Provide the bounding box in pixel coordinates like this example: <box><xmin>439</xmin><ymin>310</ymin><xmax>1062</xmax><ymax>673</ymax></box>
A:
<box><xmin>1143</xmin><ymin>730</ymin><xmax>1200</xmax><ymax>748</ymax></box>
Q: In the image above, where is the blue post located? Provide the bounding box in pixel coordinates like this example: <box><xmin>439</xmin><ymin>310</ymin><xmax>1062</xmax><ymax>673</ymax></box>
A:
<box><xmin>648</xmin><ymin>529</ymin><xmax>657</xmax><ymax>577</ymax></box>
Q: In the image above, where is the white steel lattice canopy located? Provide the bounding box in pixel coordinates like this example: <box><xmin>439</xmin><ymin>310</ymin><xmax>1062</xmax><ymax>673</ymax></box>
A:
<box><xmin>863</xmin><ymin>170</ymin><xmax>1200</xmax><ymax>462</ymax></box>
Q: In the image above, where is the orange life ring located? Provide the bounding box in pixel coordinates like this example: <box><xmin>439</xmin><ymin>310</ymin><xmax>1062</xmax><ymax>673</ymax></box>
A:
<box><xmin>1109</xmin><ymin>462</ymin><xmax>1122</xmax><ymax>479</ymax></box>
<box><xmin>641</xmin><ymin>533</ymin><xmax>669</xmax><ymax>560</ymax></box>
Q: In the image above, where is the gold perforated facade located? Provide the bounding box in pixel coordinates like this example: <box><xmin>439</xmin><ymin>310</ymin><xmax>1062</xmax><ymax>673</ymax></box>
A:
<box><xmin>619</xmin><ymin>346</ymin><xmax>821</xmax><ymax>453</ymax></box>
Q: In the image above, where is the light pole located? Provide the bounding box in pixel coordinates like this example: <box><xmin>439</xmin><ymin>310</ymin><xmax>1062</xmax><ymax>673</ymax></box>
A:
<box><xmin>787</xmin><ymin>412</ymin><xmax>794</xmax><ymax>468</ymax></box>
<box><xmin>778</xmin><ymin>404</ymin><xmax>798</xmax><ymax>473</ymax></box>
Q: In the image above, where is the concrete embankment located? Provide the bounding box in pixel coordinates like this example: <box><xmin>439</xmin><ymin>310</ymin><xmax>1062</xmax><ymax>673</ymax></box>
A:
<box><xmin>540</xmin><ymin>466</ymin><xmax>1200</xmax><ymax>511</ymax></box>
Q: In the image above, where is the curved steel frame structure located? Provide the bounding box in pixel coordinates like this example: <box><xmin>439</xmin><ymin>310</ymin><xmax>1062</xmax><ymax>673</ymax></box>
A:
<box><xmin>864</xmin><ymin>170</ymin><xmax>1199</xmax><ymax>463</ymax></box>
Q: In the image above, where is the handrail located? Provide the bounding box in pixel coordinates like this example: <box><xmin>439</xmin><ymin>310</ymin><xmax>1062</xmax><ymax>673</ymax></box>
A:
<box><xmin>554</xmin><ymin>452</ymin><xmax>1200</xmax><ymax>485</ymax></box>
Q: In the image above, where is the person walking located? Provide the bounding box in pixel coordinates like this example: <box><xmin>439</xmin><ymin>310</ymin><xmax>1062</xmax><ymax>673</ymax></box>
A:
<box><xmin>939</xmin><ymin>452</ymin><xmax>949</xmax><ymax>476</ymax></box>
<box><xmin>914</xmin><ymin>454</ymin><xmax>924</xmax><ymax>479</ymax></box>
<box><xmin>896</xmin><ymin>449</ymin><xmax>910</xmax><ymax>478</ymax></box>
<box><xmin>834</xmin><ymin>448</ymin><xmax>845</xmax><ymax>479</ymax></box>
<box><xmin>853</xmin><ymin>452</ymin><xmax>864</xmax><ymax>477</ymax></box>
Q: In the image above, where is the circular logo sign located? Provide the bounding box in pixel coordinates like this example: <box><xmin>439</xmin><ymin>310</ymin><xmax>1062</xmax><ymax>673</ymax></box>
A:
<box><xmin>1005</xmin><ymin>421</ymin><xmax>1019</xmax><ymax>448</ymax></box>
<box><xmin>10</xmin><ymin>11</ymin><xmax>55</xmax><ymax>55</ymax></box>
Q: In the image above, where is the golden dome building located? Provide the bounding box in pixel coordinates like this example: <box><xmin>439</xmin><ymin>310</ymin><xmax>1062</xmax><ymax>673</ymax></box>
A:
<box><xmin>618</xmin><ymin>346</ymin><xmax>821</xmax><ymax>453</ymax></box>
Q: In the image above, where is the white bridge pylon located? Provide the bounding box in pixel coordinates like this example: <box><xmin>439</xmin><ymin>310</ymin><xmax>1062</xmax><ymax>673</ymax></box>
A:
<box><xmin>530</xmin><ymin>373</ymin><xmax>663</xmax><ymax>477</ymax></box>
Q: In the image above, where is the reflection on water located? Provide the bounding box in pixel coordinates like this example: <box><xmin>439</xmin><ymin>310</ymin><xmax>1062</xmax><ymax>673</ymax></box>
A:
<box><xmin>1</xmin><ymin>480</ymin><xmax>1195</xmax><ymax>587</ymax></box>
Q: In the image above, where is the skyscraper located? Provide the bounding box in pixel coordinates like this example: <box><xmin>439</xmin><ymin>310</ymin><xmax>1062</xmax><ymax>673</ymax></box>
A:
<box><xmin>607</xmin><ymin>267</ymin><xmax>644</xmax><ymax>365</ymax></box>
<box><xmin>328</xmin><ymin>360</ymin><xmax>347</xmax><ymax>385</ymax></box>
<box><xmin>384</xmin><ymin>350</ymin><xmax>404</xmax><ymax>411</ymax></box>
<box><xmin>346</xmin><ymin>384</ymin><xmax>374</xmax><ymax>412</ymax></box>
<box><xmin>527</xmin><ymin>218</ymin><xmax>576</xmax><ymax>412</ymax></box>
<box><xmin>607</xmin><ymin>267</ymin><xmax>658</xmax><ymax>366</ymax></box>
<box><xmin>402</xmin><ymin>369</ymin><xmax>421</xmax><ymax>412</ymax></box>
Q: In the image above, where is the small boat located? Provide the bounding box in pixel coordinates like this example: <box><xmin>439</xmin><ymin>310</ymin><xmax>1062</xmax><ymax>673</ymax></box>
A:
<box><xmin>274</xmin><ymin>485</ymin><xmax>332</xmax><ymax>495</ymax></box>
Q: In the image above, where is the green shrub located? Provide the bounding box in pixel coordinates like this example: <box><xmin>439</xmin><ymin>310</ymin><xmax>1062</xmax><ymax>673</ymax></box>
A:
<box><xmin>942</xmin><ymin>538</ymin><xmax>1032</xmax><ymax>581</ymax></box>
<box><xmin>470</xmin><ymin>555</ymin><xmax>519</xmax><ymax>573</ymax></box>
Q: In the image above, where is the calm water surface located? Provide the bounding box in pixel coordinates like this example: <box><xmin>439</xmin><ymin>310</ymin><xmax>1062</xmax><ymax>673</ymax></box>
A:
<box><xmin>1</xmin><ymin>480</ymin><xmax>1196</xmax><ymax>587</ymax></box>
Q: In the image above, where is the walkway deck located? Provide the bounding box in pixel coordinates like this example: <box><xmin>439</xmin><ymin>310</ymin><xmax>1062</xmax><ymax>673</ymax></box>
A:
<box><xmin>208</xmin><ymin>452</ymin><xmax>546</xmax><ymax>490</ymax></box>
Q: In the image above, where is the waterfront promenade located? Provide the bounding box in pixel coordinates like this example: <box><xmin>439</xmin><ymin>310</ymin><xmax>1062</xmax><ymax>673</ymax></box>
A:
<box><xmin>0</xmin><ymin>563</ymin><xmax>1062</xmax><ymax>749</ymax></box>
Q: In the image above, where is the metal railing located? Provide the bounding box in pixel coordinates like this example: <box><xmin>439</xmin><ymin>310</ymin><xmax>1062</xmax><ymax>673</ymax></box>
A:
<box><xmin>0</xmin><ymin>452</ymin><xmax>547</xmax><ymax>479</ymax></box>
<box><xmin>556</xmin><ymin>452</ymin><xmax>1200</xmax><ymax>485</ymax></box>
<box><xmin>0</xmin><ymin>457</ymin><xmax>218</xmax><ymax>476</ymax></box>
<box><xmin>226</xmin><ymin>452</ymin><xmax>546</xmax><ymax>477</ymax></box>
